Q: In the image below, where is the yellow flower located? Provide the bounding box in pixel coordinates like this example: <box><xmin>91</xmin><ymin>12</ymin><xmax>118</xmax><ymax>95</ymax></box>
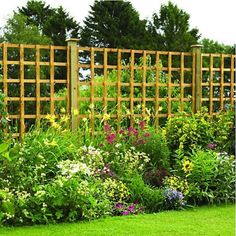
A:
<box><xmin>45</xmin><ymin>114</ymin><xmax>56</xmax><ymax>123</ymax></box>
<box><xmin>158</xmin><ymin>106</ymin><xmax>163</xmax><ymax>112</ymax></box>
<box><xmin>51</xmin><ymin>122</ymin><xmax>61</xmax><ymax>130</ymax></box>
<box><xmin>182</xmin><ymin>160</ymin><xmax>193</xmax><ymax>173</ymax></box>
<box><xmin>60</xmin><ymin>107</ymin><xmax>66</xmax><ymax>114</ymax></box>
<box><xmin>102</xmin><ymin>113</ymin><xmax>110</xmax><ymax>122</ymax></box>
<box><xmin>60</xmin><ymin>115</ymin><xmax>69</xmax><ymax>123</ymax></box>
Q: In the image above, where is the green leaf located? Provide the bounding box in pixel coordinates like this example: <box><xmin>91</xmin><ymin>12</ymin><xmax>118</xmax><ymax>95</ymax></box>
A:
<box><xmin>0</xmin><ymin>143</ymin><xmax>9</xmax><ymax>154</ymax></box>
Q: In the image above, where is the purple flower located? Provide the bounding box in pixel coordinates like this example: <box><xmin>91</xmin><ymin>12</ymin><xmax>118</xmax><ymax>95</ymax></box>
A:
<box><xmin>128</xmin><ymin>204</ymin><xmax>135</xmax><ymax>212</ymax></box>
<box><xmin>122</xmin><ymin>211</ymin><xmax>130</xmax><ymax>215</ymax></box>
<box><xmin>133</xmin><ymin>199</ymin><xmax>139</xmax><ymax>204</ymax></box>
<box><xmin>115</xmin><ymin>203</ymin><xmax>123</xmax><ymax>209</ymax></box>
<box><xmin>208</xmin><ymin>142</ymin><xmax>216</xmax><ymax>149</ymax></box>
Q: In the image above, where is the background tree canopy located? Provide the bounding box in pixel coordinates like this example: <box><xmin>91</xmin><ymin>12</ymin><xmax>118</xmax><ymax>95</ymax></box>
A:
<box><xmin>148</xmin><ymin>1</ymin><xmax>200</xmax><ymax>51</ymax></box>
<box><xmin>0</xmin><ymin>0</ymin><xmax>233</xmax><ymax>52</ymax></box>
<box><xmin>17</xmin><ymin>0</ymin><xmax>80</xmax><ymax>46</ymax></box>
<box><xmin>80</xmin><ymin>0</ymin><xmax>151</xmax><ymax>50</ymax></box>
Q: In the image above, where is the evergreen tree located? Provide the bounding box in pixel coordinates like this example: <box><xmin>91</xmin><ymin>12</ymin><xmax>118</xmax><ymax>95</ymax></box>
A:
<box><xmin>80</xmin><ymin>0</ymin><xmax>150</xmax><ymax>49</ymax></box>
<box><xmin>18</xmin><ymin>0</ymin><xmax>80</xmax><ymax>46</ymax></box>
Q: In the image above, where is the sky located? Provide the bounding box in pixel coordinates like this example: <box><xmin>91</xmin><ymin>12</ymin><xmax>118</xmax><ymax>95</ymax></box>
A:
<box><xmin>0</xmin><ymin>0</ymin><xmax>235</xmax><ymax>46</ymax></box>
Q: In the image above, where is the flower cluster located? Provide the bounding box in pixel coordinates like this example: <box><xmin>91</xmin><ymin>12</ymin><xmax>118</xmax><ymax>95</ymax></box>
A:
<box><xmin>57</xmin><ymin>160</ymin><xmax>91</xmax><ymax>178</ymax></box>
<box><xmin>164</xmin><ymin>188</ymin><xmax>186</xmax><ymax>209</ymax></box>
<box><xmin>111</xmin><ymin>146</ymin><xmax>150</xmax><ymax>173</ymax></box>
<box><xmin>78</xmin><ymin>146</ymin><xmax>107</xmax><ymax>171</ymax></box>
<box><xmin>102</xmin><ymin>178</ymin><xmax>130</xmax><ymax>202</ymax></box>
<box><xmin>164</xmin><ymin>176</ymin><xmax>189</xmax><ymax>195</ymax></box>
<box><xmin>93</xmin><ymin>164</ymin><xmax>115</xmax><ymax>179</ymax></box>
<box><xmin>114</xmin><ymin>201</ymin><xmax>143</xmax><ymax>216</ymax></box>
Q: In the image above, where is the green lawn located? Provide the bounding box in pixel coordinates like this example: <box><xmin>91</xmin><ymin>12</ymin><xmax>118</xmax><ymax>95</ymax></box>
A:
<box><xmin>0</xmin><ymin>204</ymin><xmax>234</xmax><ymax>236</ymax></box>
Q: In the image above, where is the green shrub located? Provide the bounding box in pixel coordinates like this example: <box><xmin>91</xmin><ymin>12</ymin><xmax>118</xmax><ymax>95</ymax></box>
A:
<box><xmin>172</xmin><ymin>149</ymin><xmax>235</xmax><ymax>205</ymax></box>
<box><xmin>125</xmin><ymin>174</ymin><xmax>165</xmax><ymax>213</ymax></box>
<box><xmin>211</xmin><ymin>152</ymin><xmax>235</xmax><ymax>203</ymax></box>
<box><xmin>212</xmin><ymin>110</ymin><xmax>235</xmax><ymax>154</ymax></box>
<box><xmin>136</xmin><ymin>127</ymin><xmax>170</xmax><ymax>170</ymax></box>
<box><xmin>164</xmin><ymin>110</ymin><xmax>234</xmax><ymax>155</ymax></box>
<box><xmin>164</xmin><ymin>112</ymin><xmax>213</xmax><ymax>153</ymax></box>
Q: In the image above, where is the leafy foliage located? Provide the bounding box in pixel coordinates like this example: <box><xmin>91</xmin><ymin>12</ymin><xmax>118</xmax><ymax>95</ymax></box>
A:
<box><xmin>1</xmin><ymin>13</ymin><xmax>51</xmax><ymax>44</ymax></box>
<box><xmin>18</xmin><ymin>0</ymin><xmax>80</xmax><ymax>46</ymax></box>
<box><xmin>148</xmin><ymin>2</ymin><xmax>200</xmax><ymax>51</ymax></box>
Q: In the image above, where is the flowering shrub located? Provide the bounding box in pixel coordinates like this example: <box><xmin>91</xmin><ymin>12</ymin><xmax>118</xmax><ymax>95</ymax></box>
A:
<box><xmin>105</xmin><ymin>146</ymin><xmax>150</xmax><ymax>175</ymax></box>
<box><xmin>169</xmin><ymin>149</ymin><xmax>235</xmax><ymax>204</ymax></box>
<box><xmin>164</xmin><ymin>110</ymin><xmax>234</xmax><ymax>155</ymax></box>
<box><xmin>102</xmin><ymin>178</ymin><xmax>130</xmax><ymax>203</ymax></box>
<box><xmin>0</xmin><ymin>110</ymin><xmax>234</xmax><ymax>226</ymax></box>
<box><xmin>163</xmin><ymin>176</ymin><xmax>189</xmax><ymax>196</ymax></box>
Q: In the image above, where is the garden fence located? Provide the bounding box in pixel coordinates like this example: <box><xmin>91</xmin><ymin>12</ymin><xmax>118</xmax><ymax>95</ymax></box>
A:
<box><xmin>0</xmin><ymin>39</ymin><xmax>235</xmax><ymax>137</ymax></box>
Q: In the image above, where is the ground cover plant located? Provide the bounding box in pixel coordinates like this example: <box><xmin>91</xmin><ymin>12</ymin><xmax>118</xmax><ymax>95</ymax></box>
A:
<box><xmin>0</xmin><ymin>104</ymin><xmax>235</xmax><ymax>226</ymax></box>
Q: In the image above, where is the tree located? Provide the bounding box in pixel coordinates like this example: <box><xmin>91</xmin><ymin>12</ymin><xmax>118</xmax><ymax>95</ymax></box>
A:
<box><xmin>18</xmin><ymin>0</ymin><xmax>80</xmax><ymax>46</ymax></box>
<box><xmin>80</xmin><ymin>0</ymin><xmax>150</xmax><ymax>49</ymax></box>
<box><xmin>1</xmin><ymin>12</ymin><xmax>51</xmax><ymax>45</ymax></box>
<box><xmin>201</xmin><ymin>38</ymin><xmax>233</xmax><ymax>54</ymax></box>
<box><xmin>148</xmin><ymin>2</ymin><xmax>200</xmax><ymax>52</ymax></box>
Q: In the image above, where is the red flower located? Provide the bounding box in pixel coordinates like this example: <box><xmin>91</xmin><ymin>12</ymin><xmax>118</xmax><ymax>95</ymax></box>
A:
<box><xmin>139</xmin><ymin>120</ymin><xmax>146</xmax><ymax>130</ymax></box>
<box><xmin>106</xmin><ymin>133</ymin><xmax>116</xmax><ymax>144</ymax></box>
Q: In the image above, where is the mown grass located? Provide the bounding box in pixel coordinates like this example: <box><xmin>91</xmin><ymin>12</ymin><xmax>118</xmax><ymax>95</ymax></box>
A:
<box><xmin>0</xmin><ymin>204</ymin><xmax>234</xmax><ymax>236</ymax></box>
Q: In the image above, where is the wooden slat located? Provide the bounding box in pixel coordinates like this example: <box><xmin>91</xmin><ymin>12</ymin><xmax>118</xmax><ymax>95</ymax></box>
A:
<box><xmin>130</xmin><ymin>50</ymin><xmax>134</xmax><ymax>126</ymax></box>
<box><xmin>90</xmin><ymin>48</ymin><xmax>95</xmax><ymax>136</ymax></box>
<box><xmin>230</xmin><ymin>54</ymin><xmax>235</xmax><ymax>108</ymax></box>
<box><xmin>36</xmin><ymin>45</ymin><xmax>40</xmax><ymax>126</ymax></box>
<box><xmin>19</xmin><ymin>45</ymin><xmax>25</xmax><ymax>136</ymax></box>
<box><xmin>209</xmin><ymin>54</ymin><xmax>213</xmax><ymax>115</ymax></box>
<box><xmin>155</xmin><ymin>51</ymin><xmax>160</xmax><ymax>128</ymax></box>
<box><xmin>50</xmin><ymin>45</ymin><xmax>55</xmax><ymax>114</ymax></box>
<box><xmin>220</xmin><ymin>54</ymin><xmax>224</xmax><ymax>110</ymax></box>
<box><xmin>117</xmin><ymin>49</ymin><xmax>121</xmax><ymax>132</ymax></box>
<box><xmin>191</xmin><ymin>52</ymin><xmax>195</xmax><ymax>112</ymax></box>
<box><xmin>103</xmin><ymin>48</ymin><xmax>108</xmax><ymax>120</ymax></box>
<box><xmin>167</xmin><ymin>52</ymin><xmax>172</xmax><ymax>116</ymax></box>
<box><xmin>3</xmin><ymin>44</ymin><xmax>7</xmax><ymax>112</ymax></box>
<box><xmin>142</xmin><ymin>51</ymin><xmax>147</xmax><ymax>121</ymax></box>
<box><xmin>180</xmin><ymin>52</ymin><xmax>184</xmax><ymax>111</ymax></box>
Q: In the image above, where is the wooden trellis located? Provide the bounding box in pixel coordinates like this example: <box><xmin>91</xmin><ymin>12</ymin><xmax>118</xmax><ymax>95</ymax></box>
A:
<box><xmin>0</xmin><ymin>40</ymin><xmax>235</xmax><ymax>137</ymax></box>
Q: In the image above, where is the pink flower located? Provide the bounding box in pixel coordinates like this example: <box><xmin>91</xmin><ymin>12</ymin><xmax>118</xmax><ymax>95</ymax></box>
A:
<box><xmin>128</xmin><ymin>127</ymin><xmax>138</xmax><ymax>136</ymax></box>
<box><xmin>143</xmin><ymin>132</ymin><xmax>150</xmax><ymax>137</ymax></box>
<box><xmin>139</xmin><ymin>120</ymin><xmax>146</xmax><ymax>130</ymax></box>
<box><xmin>208</xmin><ymin>142</ymin><xmax>216</xmax><ymax>149</ymax></box>
<box><xmin>106</xmin><ymin>133</ymin><xmax>116</xmax><ymax>144</ymax></box>
<box><xmin>104</xmin><ymin>124</ymin><xmax>111</xmax><ymax>132</ymax></box>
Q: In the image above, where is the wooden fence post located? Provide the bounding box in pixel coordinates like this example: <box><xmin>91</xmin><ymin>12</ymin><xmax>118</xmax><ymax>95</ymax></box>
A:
<box><xmin>191</xmin><ymin>44</ymin><xmax>203</xmax><ymax>113</ymax></box>
<box><xmin>66</xmin><ymin>38</ymin><xmax>79</xmax><ymax>131</ymax></box>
